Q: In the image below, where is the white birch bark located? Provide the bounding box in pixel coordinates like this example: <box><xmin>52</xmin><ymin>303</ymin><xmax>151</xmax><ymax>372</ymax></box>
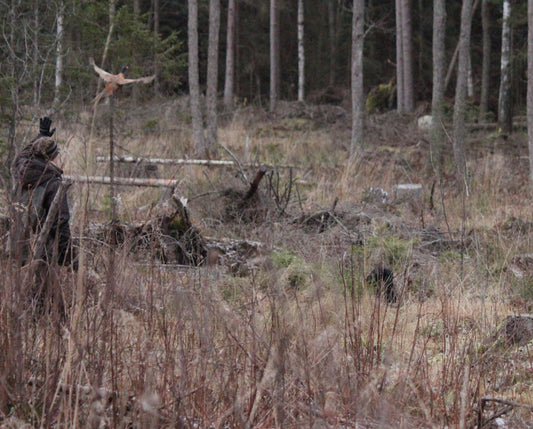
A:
<box><xmin>498</xmin><ymin>0</ymin><xmax>512</xmax><ymax>135</ymax></box>
<box><xmin>297</xmin><ymin>0</ymin><xmax>305</xmax><ymax>102</ymax></box>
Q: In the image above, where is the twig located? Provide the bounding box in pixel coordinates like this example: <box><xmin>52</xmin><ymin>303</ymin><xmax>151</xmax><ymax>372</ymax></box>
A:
<box><xmin>244</xmin><ymin>165</ymin><xmax>268</xmax><ymax>200</ymax></box>
<box><xmin>478</xmin><ymin>397</ymin><xmax>533</xmax><ymax>428</ymax></box>
<box><xmin>219</xmin><ymin>142</ymin><xmax>248</xmax><ymax>183</ymax></box>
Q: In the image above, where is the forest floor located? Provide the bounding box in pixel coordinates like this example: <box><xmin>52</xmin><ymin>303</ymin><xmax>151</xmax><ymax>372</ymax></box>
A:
<box><xmin>2</xmin><ymin>99</ymin><xmax>533</xmax><ymax>428</ymax></box>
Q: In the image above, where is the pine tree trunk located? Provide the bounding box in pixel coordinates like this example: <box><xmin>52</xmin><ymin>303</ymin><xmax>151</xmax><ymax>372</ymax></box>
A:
<box><xmin>188</xmin><ymin>0</ymin><xmax>206</xmax><ymax>154</ymax></box>
<box><xmin>223</xmin><ymin>0</ymin><xmax>236</xmax><ymax>109</ymax></box>
<box><xmin>498</xmin><ymin>0</ymin><xmax>512</xmax><ymax>136</ymax></box>
<box><xmin>270</xmin><ymin>0</ymin><xmax>280</xmax><ymax>111</ymax></box>
<box><xmin>297</xmin><ymin>0</ymin><xmax>305</xmax><ymax>102</ymax></box>
<box><xmin>431</xmin><ymin>0</ymin><xmax>446</xmax><ymax>172</ymax></box>
<box><xmin>479</xmin><ymin>0</ymin><xmax>491</xmax><ymax>121</ymax></box>
<box><xmin>206</xmin><ymin>0</ymin><xmax>220</xmax><ymax>153</ymax></box>
<box><xmin>351</xmin><ymin>0</ymin><xmax>364</xmax><ymax>153</ymax></box>
<box><xmin>453</xmin><ymin>0</ymin><xmax>473</xmax><ymax>185</ymax></box>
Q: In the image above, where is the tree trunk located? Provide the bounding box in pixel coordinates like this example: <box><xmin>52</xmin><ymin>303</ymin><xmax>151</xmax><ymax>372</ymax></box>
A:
<box><xmin>188</xmin><ymin>0</ymin><xmax>206</xmax><ymax>155</ymax></box>
<box><xmin>223</xmin><ymin>0</ymin><xmax>236</xmax><ymax>109</ymax></box>
<box><xmin>431</xmin><ymin>0</ymin><xmax>446</xmax><ymax>172</ymax></box>
<box><xmin>498</xmin><ymin>0</ymin><xmax>512</xmax><ymax>136</ymax></box>
<box><xmin>453</xmin><ymin>0</ymin><xmax>473</xmax><ymax>186</ymax></box>
<box><xmin>206</xmin><ymin>0</ymin><xmax>221</xmax><ymax>153</ymax></box>
<box><xmin>396</xmin><ymin>0</ymin><xmax>413</xmax><ymax>113</ymax></box>
<box><xmin>527</xmin><ymin>0</ymin><xmax>533</xmax><ymax>189</ymax></box>
<box><xmin>351</xmin><ymin>0</ymin><xmax>365</xmax><ymax>154</ymax></box>
<box><xmin>401</xmin><ymin>0</ymin><xmax>414</xmax><ymax>112</ymax></box>
<box><xmin>328</xmin><ymin>0</ymin><xmax>338</xmax><ymax>87</ymax></box>
<box><xmin>479</xmin><ymin>0</ymin><xmax>491</xmax><ymax>121</ymax></box>
<box><xmin>153</xmin><ymin>0</ymin><xmax>160</xmax><ymax>95</ymax></box>
<box><xmin>467</xmin><ymin>48</ymin><xmax>474</xmax><ymax>98</ymax></box>
<box><xmin>444</xmin><ymin>0</ymin><xmax>479</xmax><ymax>93</ymax></box>
<box><xmin>297</xmin><ymin>0</ymin><xmax>305</xmax><ymax>102</ymax></box>
<box><xmin>270</xmin><ymin>0</ymin><xmax>280</xmax><ymax>111</ymax></box>
<box><xmin>395</xmin><ymin>0</ymin><xmax>405</xmax><ymax>112</ymax></box>
<box><xmin>33</xmin><ymin>0</ymin><xmax>39</xmax><ymax>107</ymax></box>
<box><xmin>54</xmin><ymin>0</ymin><xmax>65</xmax><ymax>107</ymax></box>
<box><xmin>132</xmin><ymin>0</ymin><xmax>141</xmax><ymax>101</ymax></box>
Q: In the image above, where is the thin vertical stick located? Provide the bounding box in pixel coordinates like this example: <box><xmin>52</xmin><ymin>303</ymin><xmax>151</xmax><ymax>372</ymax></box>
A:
<box><xmin>109</xmin><ymin>97</ymin><xmax>116</xmax><ymax>223</ymax></box>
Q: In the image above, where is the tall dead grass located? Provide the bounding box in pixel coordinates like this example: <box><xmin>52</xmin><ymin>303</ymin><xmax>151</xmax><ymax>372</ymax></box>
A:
<box><xmin>1</xmin><ymin>102</ymin><xmax>532</xmax><ymax>427</ymax></box>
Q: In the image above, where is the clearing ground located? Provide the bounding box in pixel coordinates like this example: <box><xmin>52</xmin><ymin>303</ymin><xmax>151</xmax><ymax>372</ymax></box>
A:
<box><xmin>1</xmin><ymin>100</ymin><xmax>533</xmax><ymax>428</ymax></box>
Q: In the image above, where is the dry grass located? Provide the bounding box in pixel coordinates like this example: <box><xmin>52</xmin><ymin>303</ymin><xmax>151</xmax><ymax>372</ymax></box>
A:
<box><xmin>1</xmin><ymin>101</ymin><xmax>533</xmax><ymax>427</ymax></box>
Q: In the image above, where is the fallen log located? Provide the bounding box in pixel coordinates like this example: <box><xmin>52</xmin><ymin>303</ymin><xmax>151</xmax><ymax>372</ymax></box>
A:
<box><xmin>95</xmin><ymin>155</ymin><xmax>295</xmax><ymax>169</ymax></box>
<box><xmin>64</xmin><ymin>175</ymin><xmax>180</xmax><ymax>188</ymax></box>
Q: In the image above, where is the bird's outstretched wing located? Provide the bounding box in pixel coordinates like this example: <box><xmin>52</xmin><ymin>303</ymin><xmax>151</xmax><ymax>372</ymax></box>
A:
<box><xmin>116</xmin><ymin>75</ymin><xmax>156</xmax><ymax>85</ymax></box>
<box><xmin>89</xmin><ymin>58</ymin><xmax>117</xmax><ymax>82</ymax></box>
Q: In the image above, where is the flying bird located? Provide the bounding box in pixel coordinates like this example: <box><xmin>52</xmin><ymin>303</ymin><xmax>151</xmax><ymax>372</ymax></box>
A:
<box><xmin>90</xmin><ymin>58</ymin><xmax>155</xmax><ymax>104</ymax></box>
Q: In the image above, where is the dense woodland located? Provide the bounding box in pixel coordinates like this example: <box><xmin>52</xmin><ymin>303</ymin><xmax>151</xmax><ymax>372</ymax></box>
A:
<box><xmin>0</xmin><ymin>0</ymin><xmax>529</xmax><ymax>128</ymax></box>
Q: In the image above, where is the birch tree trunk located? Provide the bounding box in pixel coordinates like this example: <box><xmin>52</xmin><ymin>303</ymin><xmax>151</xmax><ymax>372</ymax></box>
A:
<box><xmin>453</xmin><ymin>0</ymin><xmax>473</xmax><ymax>186</ymax></box>
<box><xmin>297</xmin><ymin>0</ymin><xmax>305</xmax><ymax>102</ymax></box>
<box><xmin>54</xmin><ymin>0</ymin><xmax>65</xmax><ymax>106</ymax></box>
<box><xmin>223</xmin><ymin>0</ymin><xmax>236</xmax><ymax>109</ymax></box>
<box><xmin>270</xmin><ymin>0</ymin><xmax>280</xmax><ymax>111</ymax></box>
<box><xmin>431</xmin><ymin>0</ymin><xmax>446</xmax><ymax>172</ymax></box>
<box><xmin>206</xmin><ymin>0</ymin><xmax>221</xmax><ymax>153</ymax></box>
<box><xmin>528</xmin><ymin>0</ymin><xmax>533</xmax><ymax>185</ymax></box>
<box><xmin>467</xmin><ymin>50</ymin><xmax>474</xmax><ymax>98</ymax></box>
<box><xmin>188</xmin><ymin>0</ymin><xmax>206</xmax><ymax>154</ymax></box>
<box><xmin>351</xmin><ymin>0</ymin><xmax>365</xmax><ymax>154</ymax></box>
<box><xmin>498</xmin><ymin>0</ymin><xmax>513</xmax><ymax>136</ymax></box>
<box><xmin>479</xmin><ymin>0</ymin><xmax>491</xmax><ymax>121</ymax></box>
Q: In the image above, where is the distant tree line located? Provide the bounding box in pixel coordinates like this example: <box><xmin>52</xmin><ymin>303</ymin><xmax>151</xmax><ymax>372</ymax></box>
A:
<box><xmin>1</xmin><ymin>1</ymin><xmax>528</xmax><ymax>108</ymax></box>
<box><xmin>1</xmin><ymin>0</ymin><xmax>532</xmax><ymax>171</ymax></box>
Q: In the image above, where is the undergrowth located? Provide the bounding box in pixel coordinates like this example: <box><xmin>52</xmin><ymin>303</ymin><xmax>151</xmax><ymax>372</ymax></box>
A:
<box><xmin>1</xmin><ymin>101</ymin><xmax>532</xmax><ymax>427</ymax></box>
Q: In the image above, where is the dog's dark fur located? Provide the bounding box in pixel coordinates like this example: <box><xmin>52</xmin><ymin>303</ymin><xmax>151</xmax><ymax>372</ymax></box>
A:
<box><xmin>366</xmin><ymin>266</ymin><xmax>397</xmax><ymax>303</ymax></box>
